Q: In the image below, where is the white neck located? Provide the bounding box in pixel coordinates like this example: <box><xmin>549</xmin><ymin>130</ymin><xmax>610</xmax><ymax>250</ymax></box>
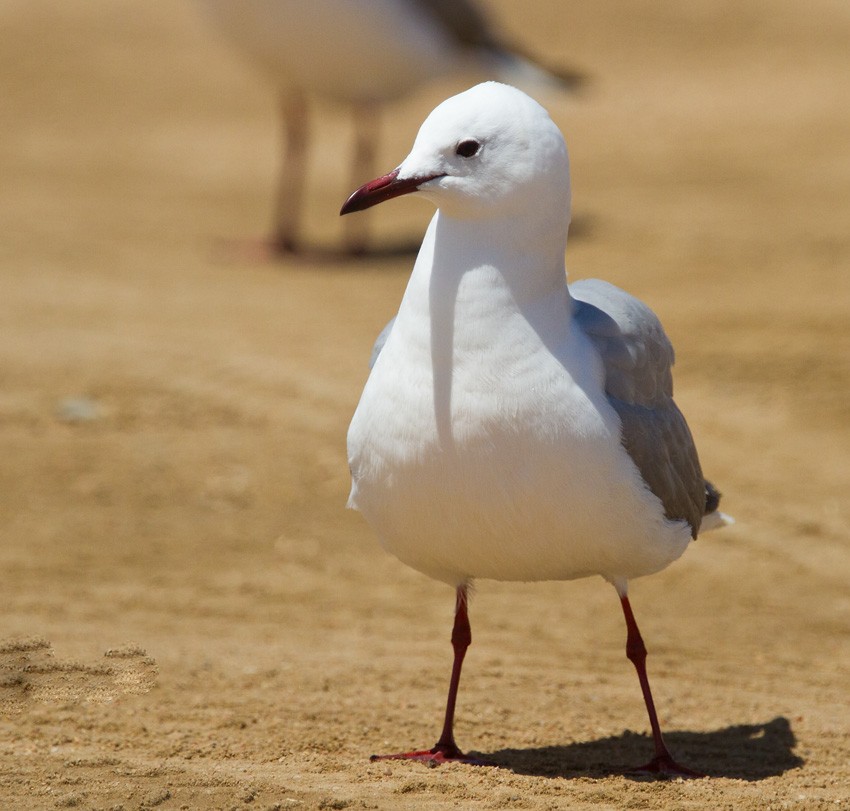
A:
<box><xmin>392</xmin><ymin>208</ymin><xmax>573</xmax><ymax>446</ymax></box>
<box><xmin>425</xmin><ymin>208</ymin><xmax>570</xmax><ymax>309</ymax></box>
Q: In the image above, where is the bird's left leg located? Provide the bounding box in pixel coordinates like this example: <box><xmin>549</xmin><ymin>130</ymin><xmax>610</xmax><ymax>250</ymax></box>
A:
<box><xmin>619</xmin><ymin>593</ymin><xmax>702</xmax><ymax>777</ymax></box>
<box><xmin>271</xmin><ymin>90</ymin><xmax>309</xmax><ymax>253</ymax></box>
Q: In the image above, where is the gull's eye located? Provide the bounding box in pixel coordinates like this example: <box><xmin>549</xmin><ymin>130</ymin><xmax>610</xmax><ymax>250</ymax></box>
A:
<box><xmin>455</xmin><ymin>139</ymin><xmax>481</xmax><ymax>158</ymax></box>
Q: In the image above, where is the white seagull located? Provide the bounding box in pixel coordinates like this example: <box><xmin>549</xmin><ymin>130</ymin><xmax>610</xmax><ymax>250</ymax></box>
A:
<box><xmin>199</xmin><ymin>0</ymin><xmax>584</xmax><ymax>256</ymax></box>
<box><xmin>340</xmin><ymin>82</ymin><xmax>730</xmax><ymax>775</ymax></box>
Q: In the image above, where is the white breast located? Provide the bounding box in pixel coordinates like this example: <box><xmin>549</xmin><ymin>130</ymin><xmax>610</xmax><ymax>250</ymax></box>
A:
<box><xmin>347</xmin><ymin>249</ymin><xmax>691</xmax><ymax>587</ymax></box>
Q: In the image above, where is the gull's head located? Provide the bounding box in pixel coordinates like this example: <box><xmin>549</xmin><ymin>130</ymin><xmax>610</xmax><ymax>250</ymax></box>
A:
<box><xmin>340</xmin><ymin>82</ymin><xmax>570</xmax><ymax>223</ymax></box>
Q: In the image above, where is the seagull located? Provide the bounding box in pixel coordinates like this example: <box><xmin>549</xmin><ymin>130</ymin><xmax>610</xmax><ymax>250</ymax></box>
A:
<box><xmin>198</xmin><ymin>0</ymin><xmax>584</xmax><ymax>256</ymax></box>
<box><xmin>340</xmin><ymin>82</ymin><xmax>731</xmax><ymax>775</ymax></box>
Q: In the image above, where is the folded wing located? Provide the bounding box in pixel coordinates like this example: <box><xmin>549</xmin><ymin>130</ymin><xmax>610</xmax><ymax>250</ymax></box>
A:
<box><xmin>572</xmin><ymin>279</ymin><xmax>706</xmax><ymax>538</ymax></box>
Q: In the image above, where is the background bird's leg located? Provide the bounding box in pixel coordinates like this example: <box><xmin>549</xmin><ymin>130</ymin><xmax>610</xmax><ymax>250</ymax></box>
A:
<box><xmin>272</xmin><ymin>90</ymin><xmax>308</xmax><ymax>253</ymax></box>
<box><xmin>343</xmin><ymin>100</ymin><xmax>379</xmax><ymax>255</ymax></box>
<box><xmin>619</xmin><ymin>595</ymin><xmax>701</xmax><ymax>777</ymax></box>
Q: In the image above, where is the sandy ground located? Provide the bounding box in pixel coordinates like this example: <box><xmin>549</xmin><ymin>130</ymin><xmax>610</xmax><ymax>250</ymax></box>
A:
<box><xmin>1</xmin><ymin>1</ymin><xmax>849</xmax><ymax>809</ymax></box>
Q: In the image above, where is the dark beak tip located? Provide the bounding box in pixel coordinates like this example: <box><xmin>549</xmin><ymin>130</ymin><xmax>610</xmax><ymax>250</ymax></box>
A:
<box><xmin>339</xmin><ymin>193</ymin><xmax>359</xmax><ymax>217</ymax></box>
<box><xmin>339</xmin><ymin>185</ymin><xmax>371</xmax><ymax>216</ymax></box>
<box><xmin>339</xmin><ymin>168</ymin><xmax>402</xmax><ymax>217</ymax></box>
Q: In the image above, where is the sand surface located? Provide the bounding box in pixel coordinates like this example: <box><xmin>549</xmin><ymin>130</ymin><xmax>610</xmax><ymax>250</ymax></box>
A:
<box><xmin>1</xmin><ymin>1</ymin><xmax>849</xmax><ymax>809</ymax></box>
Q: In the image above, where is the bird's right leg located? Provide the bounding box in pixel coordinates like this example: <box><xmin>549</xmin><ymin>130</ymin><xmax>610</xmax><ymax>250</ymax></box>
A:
<box><xmin>343</xmin><ymin>100</ymin><xmax>379</xmax><ymax>255</ymax></box>
<box><xmin>370</xmin><ymin>584</ymin><xmax>488</xmax><ymax>766</ymax></box>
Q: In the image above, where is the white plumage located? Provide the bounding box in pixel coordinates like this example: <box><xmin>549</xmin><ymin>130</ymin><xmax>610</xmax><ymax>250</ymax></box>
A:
<box><xmin>347</xmin><ymin>221</ymin><xmax>693</xmax><ymax>589</ymax></box>
<box><xmin>340</xmin><ymin>82</ymin><xmax>729</xmax><ymax>774</ymax></box>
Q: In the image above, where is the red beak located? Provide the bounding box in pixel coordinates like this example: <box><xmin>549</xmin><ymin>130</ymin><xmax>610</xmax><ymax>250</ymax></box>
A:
<box><xmin>340</xmin><ymin>169</ymin><xmax>445</xmax><ymax>215</ymax></box>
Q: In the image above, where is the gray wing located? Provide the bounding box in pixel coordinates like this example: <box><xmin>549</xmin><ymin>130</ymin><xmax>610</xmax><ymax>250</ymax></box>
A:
<box><xmin>369</xmin><ymin>317</ymin><xmax>395</xmax><ymax>369</ymax></box>
<box><xmin>571</xmin><ymin>278</ymin><xmax>706</xmax><ymax>537</ymax></box>
<box><xmin>411</xmin><ymin>0</ymin><xmax>586</xmax><ymax>89</ymax></box>
<box><xmin>410</xmin><ymin>0</ymin><xmax>500</xmax><ymax>50</ymax></box>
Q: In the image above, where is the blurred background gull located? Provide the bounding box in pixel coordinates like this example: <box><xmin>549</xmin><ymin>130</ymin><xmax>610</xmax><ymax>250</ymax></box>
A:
<box><xmin>196</xmin><ymin>0</ymin><xmax>585</xmax><ymax>257</ymax></box>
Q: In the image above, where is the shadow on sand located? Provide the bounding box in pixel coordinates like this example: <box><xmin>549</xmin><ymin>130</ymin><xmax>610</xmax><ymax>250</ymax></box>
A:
<box><xmin>479</xmin><ymin>717</ymin><xmax>802</xmax><ymax>781</ymax></box>
<box><xmin>209</xmin><ymin>215</ymin><xmax>597</xmax><ymax>267</ymax></box>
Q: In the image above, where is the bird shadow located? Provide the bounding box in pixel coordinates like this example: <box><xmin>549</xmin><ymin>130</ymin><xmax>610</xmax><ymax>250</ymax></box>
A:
<box><xmin>208</xmin><ymin>236</ymin><xmax>421</xmax><ymax>266</ymax></box>
<box><xmin>477</xmin><ymin>717</ymin><xmax>802</xmax><ymax>781</ymax></box>
<box><xmin>209</xmin><ymin>215</ymin><xmax>597</xmax><ymax>268</ymax></box>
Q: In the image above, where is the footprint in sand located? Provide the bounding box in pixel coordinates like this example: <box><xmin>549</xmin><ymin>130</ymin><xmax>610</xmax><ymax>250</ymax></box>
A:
<box><xmin>0</xmin><ymin>637</ymin><xmax>157</xmax><ymax>710</ymax></box>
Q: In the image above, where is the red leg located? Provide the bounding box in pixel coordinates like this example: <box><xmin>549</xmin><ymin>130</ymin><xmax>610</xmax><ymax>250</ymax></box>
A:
<box><xmin>371</xmin><ymin>585</ymin><xmax>488</xmax><ymax>766</ymax></box>
<box><xmin>620</xmin><ymin>595</ymin><xmax>702</xmax><ymax>777</ymax></box>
